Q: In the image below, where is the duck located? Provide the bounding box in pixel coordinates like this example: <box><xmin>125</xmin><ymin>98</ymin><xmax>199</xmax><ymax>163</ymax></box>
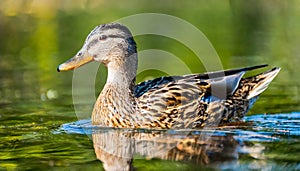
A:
<box><xmin>57</xmin><ymin>23</ymin><xmax>280</xmax><ymax>129</ymax></box>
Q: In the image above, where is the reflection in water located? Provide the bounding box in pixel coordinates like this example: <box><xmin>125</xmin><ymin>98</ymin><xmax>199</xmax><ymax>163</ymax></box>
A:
<box><xmin>59</xmin><ymin>112</ymin><xmax>300</xmax><ymax>170</ymax></box>
<box><xmin>92</xmin><ymin>129</ymin><xmax>242</xmax><ymax>170</ymax></box>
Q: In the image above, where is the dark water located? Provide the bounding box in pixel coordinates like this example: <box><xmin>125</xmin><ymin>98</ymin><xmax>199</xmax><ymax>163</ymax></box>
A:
<box><xmin>1</xmin><ymin>0</ymin><xmax>300</xmax><ymax>170</ymax></box>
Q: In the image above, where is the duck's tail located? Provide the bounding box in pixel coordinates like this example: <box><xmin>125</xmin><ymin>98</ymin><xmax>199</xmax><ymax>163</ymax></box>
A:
<box><xmin>244</xmin><ymin>67</ymin><xmax>281</xmax><ymax>100</ymax></box>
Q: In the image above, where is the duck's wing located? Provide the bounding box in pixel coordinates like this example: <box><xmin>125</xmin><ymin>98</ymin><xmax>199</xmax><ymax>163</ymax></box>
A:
<box><xmin>134</xmin><ymin>76</ymin><xmax>175</xmax><ymax>98</ymax></box>
<box><xmin>134</xmin><ymin>64</ymin><xmax>268</xmax><ymax>98</ymax></box>
<box><xmin>135</xmin><ymin>64</ymin><xmax>276</xmax><ymax>128</ymax></box>
<box><xmin>136</xmin><ymin>71</ymin><xmax>247</xmax><ymax>128</ymax></box>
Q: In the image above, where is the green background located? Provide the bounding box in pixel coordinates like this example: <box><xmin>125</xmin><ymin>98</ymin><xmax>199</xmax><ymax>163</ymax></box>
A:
<box><xmin>0</xmin><ymin>0</ymin><xmax>299</xmax><ymax>170</ymax></box>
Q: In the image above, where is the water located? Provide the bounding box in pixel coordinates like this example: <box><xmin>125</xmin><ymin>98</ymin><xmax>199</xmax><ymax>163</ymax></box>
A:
<box><xmin>56</xmin><ymin>113</ymin><xmax>300</xmax><ymax>170</ymax></box>
<box><xmin>2</xmin><ymin>109</ymin><xmax>300</xmax><ymax>170</ymax></box>
<box><xmin>1</xmin><ymin>1</ymin><xmax>300</xmax><ymax>170</ymax></box>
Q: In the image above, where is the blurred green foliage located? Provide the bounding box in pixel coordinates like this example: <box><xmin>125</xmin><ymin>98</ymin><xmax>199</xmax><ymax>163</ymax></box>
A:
<box><xmin>1</xmin><ymin>0</ymin><xmax>299</xmax><ymax>113</ymax></box>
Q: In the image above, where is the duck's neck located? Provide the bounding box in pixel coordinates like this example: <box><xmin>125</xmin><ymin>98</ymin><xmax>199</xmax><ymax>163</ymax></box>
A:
<box><xmin>106</xmin><ymin>53</ymin><xmax>137</xmax><ymax>92</ymax></box>
<box><xmin>92</xmin><ymin>53</ymin><xmax>139</xmax><ymax>127</ymax></box>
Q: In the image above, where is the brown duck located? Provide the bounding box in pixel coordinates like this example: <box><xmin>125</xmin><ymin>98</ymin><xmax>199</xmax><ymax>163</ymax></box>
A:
<box><xmin>57</xmin><ymin>23</ymin><xmax>280</xmax><ymax>129</ymax></box>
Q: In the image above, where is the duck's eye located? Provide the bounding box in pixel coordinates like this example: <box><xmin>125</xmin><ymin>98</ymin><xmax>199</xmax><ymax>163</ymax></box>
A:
<box><xmin>98</xmin><ymin>35</ymin><xmax>107</xmax><ymax>41</ymax></box>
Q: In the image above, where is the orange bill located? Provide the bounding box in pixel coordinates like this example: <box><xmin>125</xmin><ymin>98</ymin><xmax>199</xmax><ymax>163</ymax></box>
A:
<box><xmin>57</xmin><ymin>52</ymin><xmax>93</xmax><ymax>72</ymax></box>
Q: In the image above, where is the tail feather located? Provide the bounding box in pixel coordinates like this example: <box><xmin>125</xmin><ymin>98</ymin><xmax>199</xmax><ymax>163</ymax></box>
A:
<box><xmin>247</xmin><ymin>67</ymin><xmax>281</xmax><ymax>100</ymax></box>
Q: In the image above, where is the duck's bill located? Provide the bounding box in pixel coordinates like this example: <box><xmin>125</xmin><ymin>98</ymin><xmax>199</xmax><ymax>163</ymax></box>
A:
<box><xmin>57</xmin><ymin>54</ymin><xmax>93</xmax><ymax>72</ymax></box>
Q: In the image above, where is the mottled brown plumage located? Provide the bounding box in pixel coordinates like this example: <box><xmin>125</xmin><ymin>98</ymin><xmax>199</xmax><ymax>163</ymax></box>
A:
<box><xmin>57</xmin><ymin>23</ymin><xmax>280</xmax><ymax>129</ymax></box>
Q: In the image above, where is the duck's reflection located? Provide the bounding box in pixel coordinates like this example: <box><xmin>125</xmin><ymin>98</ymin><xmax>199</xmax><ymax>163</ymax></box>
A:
<box><xmin>92</xmin><ymin>129</ymin><xmax>242</xmax><ymax>170</ymax></box>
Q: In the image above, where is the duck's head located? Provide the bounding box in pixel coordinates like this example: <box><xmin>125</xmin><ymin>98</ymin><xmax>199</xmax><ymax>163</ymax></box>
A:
<box><xmin>57</xmin><ymin>23</ymin><xmax>137</xmax><ymax>72</ymax></box>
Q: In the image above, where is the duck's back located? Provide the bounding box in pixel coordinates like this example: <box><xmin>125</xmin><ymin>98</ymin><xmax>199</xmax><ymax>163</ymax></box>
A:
<box><xmin>135</xmin><ymin>65</ymin><xmax>280</xmax><ymax>129</ymax></box>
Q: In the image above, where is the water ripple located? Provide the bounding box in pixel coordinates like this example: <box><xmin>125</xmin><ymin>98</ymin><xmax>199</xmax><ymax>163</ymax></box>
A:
<box><xmin>58</xmin><ymin>112</ymin><xmax>300</xmax><ymax>142</ymax></box>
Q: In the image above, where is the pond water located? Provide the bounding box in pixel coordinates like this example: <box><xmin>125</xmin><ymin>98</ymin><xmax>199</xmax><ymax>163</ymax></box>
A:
<box><xmin>1</xmin><ymin>101</ymin><xmax>300</xmax><ymax>170</ymax></box>
<box><xmin>1</xmin><ymin>1</ymin><xmax>300</xmax><ymax>170</ymax></box>
<box><xmin>58</xmin><ymin>112</ymin><xmax>300</xmax><ymax>171</ymax></box>
<box><xmin>0</xmin><ymin>67</ymin><xmax>299</xmax><ymax>171</ymax></box>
